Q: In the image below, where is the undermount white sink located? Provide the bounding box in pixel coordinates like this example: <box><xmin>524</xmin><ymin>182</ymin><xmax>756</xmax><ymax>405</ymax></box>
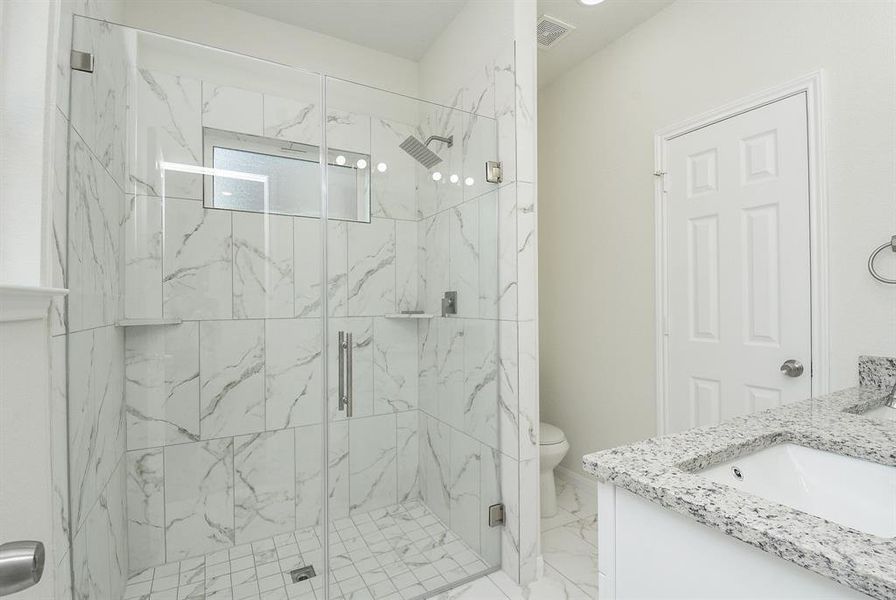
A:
<box><xmin>698</xmin><ymin>443</ymin><xmax>896</xmax><ymax>537</ymax></box>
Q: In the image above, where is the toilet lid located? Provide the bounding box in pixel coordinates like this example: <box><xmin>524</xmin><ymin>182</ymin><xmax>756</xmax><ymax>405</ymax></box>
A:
<box><xmin>540</xmin><ymin>422</ymin><xmax>566</xmax><ymax>445</ymax></box>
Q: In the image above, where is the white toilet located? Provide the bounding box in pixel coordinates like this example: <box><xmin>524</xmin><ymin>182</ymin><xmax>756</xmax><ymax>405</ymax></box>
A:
<box><xmin>539</xmin><ymin>422</ymin><xmax>569</xmax><ymax>517</ymax></box>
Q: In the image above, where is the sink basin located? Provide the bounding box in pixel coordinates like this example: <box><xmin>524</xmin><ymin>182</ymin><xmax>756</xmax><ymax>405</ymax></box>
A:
<box><xmin>861</xmin><ymin>404</ymin><xmax>896</xmax><ymax>422</ymax></box>
<box><xmin>698</xmin><ymin>443</ymin><xmax>896</xmax><ymax>537</ymax></box>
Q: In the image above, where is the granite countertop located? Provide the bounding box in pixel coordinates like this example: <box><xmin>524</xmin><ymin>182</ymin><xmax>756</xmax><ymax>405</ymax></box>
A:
<box><xmin>582</xmin><ymin>386</ymin><xmax>896</xmax><ymax>600</ymax></box>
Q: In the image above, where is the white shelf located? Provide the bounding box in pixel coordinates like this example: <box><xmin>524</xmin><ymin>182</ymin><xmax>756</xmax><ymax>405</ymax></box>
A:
<box><xmin>383</xmin><ymin>313</ymin><xmax>435</xmax><ymax>319</ymax></box>
<box><xmin>116</xmin><ymin>318</ymin><xmax>183</xmax><ymax>327</ymax></box>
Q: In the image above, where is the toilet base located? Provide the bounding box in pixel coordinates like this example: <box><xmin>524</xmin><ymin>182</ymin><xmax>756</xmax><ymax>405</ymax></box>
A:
<box><xmin>540</xmin><ymin>468</ymin><xmax>558</xmax><ymax>517</ymax></box>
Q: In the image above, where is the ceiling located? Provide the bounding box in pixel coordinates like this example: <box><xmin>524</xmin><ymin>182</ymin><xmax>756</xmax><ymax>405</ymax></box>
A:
<box><xmin>207</xmin><ymin>0</ymin><xmax>467</xmax><ymax>61</ymax></box>
<box><xmin>537</xmin><ymin>0</ymin><xmax>673</xmax><ymax>87</ymax></box>
<box><xmin>207</xmin><ymin>0</ymin><xmax>670</xmax><ymax>84</ymax></box>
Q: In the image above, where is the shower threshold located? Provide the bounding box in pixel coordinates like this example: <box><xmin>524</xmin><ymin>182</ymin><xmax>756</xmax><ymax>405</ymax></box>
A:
<box><xmin>122</xmin><ymin>500</ymin><xmax>493</xmax><ymax>599</ymax></box>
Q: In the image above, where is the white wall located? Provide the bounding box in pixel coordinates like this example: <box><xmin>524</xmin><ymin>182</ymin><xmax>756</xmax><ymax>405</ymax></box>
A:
<box><xmin>538</xmin><ymin>0</ymin><xmax>896</xmax><ymax>470</ymax></box>
<box><xmin>121</xmin><ymin>0</ymin><xmax>419</xmax><ymax>98</ymax></box>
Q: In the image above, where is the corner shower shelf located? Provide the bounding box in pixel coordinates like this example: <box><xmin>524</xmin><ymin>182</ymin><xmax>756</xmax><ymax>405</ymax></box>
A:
<box><xmin>383</xmin><ymin>313</ymin><xmax>434</xmax><ymax>319</ymax></box>
<box><xmin>115</xmin><ymin>318</ymin><xmax>183</xmax><ymax>327</ymax></box>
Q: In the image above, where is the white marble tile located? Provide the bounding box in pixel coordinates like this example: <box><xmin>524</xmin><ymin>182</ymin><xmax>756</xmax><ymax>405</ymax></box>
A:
<box><xmin>395</xmin><ymin>220</ymin><xmax>418</xmax><ymax>312</ymax></box>
<box><xmin>417</xmin><ymin>319</ymin><xmax>438</xmax><ymax>417</ymax></box>
<box><xmin>437</xmin><ymin>318</ymin><xmax>466</xmax><ymax>427</ymax></box>
<box><xmin>419</xmin><ymin>211</ymin><xmax>450</xmax><ymax>315</ymax></box>
<box><xmin>370</xmin><ymin>117</ymin><xmax>417</xmax><ymax>220</ymax></box>
<box><xmin>500</xmin><ymin>454</ymin><xmax>520</xmax><ymax>583</ymax></box>
<box><xmin>494</xmin><ymin>46</ymin><xmax>517</xmax><ymax>187</ymax></box>
<box><xmin>555</xmin><ymin>479</ymin><xmax>598</xmax><ymax>521</ymax></box>
<box><xmin>463</xmin><ymin>320</ymin><xmax>498</xmax><ymax>447</ymax></box>
<box><xmin>462</xmin><ymin>111</ymin><xmax>497</xmax><ymax>203</ymax></box>
<box><xmin>263</xmin><ymin>94</ymin><xmax>320</xmax><ymax>145</ymax></box>
<box><xmin>450</xmin><ymin>201</ymin><xmax>480</xmax><ymax>318</ymax></box>
<box><xmin>199</xmin><ymin>320</ymin><xmax>265</xmax><ymax>439</ymax></box>
<box><xmin>480</xmin><ymin>445</ymin><xmax>502</xmax><ymax>566</ymax></box>
<box><xmin>202</xmin><ymin>83</ymin><xmax>263</xmax><ymax>135</ymax></box>
<box><xmin>232</xmin><ymin>212</ymin><xmax>294</xmax><ymax>318</ymax></box>
<box><xmin>164</xmin><ymin>439</ymin><xmax>235</xmax><ymax>561</ymax></box>
<box><xmin>518</xmin><ymin>457</ymin><xmax>540</xmax><ymax>585</ymax></box>
<box><xmin>497</xmin><ymin>184</ymin><xmax>518</xmax><ymax>321</ymax></box>
<box><xmin>133</xmin><ymin>68</ymin><xmax>202</xmax><ymax>199</ymax></box>
<box><xmin>294</xmin><ymin>424</ymin><xmax>323</xmax><ymax>530</ymax></box>
<box><xmin>72</xmin><ymin>493</ymin><xmax>112</xmax><ymax>600</ymax></box>
<box><xmin>517</xmin><ymin>320</ymin><xmax>538</xmax><ymax>461</ymax></box>
<box><xmin>126</xmin><ymin>448</ymin><xmax>165</xmax><ymax>574</ymax></box>
<box><xmin>328</xmin><ymin>317</ymin><xmax>374</xmax><ymax>420</ymax></box>
<box><xmin>540</xmin><ymin>507</ymin><xmax>578</xmax><ymax>534</ymax></box>
<box><xmin>396</xmin><ymin>411</ymin><xmax>419</xmax><ymax>503</ymax></box>
<box><xmin>373</xmin><ymin>318</ymin><xmax>417</xmax><ymax>414</ymax></box>
<box><xmin>234</xmin><ymin>430</ymin><xmax>296</xmax><ymax>544</ymax></box>
<box><xmin>328</xmin><ymin>420</ymin><xmax>350</xmax><ymax>521</ymax></box>
<box><xmin>449</xmin><ymin>429</ymin><xmax>481</xmax><ymax>554</ymax></box>
<box><xmin>478</xmin><ymin>192</ymin><xmax>499</xmax><ymax>319</ymax></box>
<box><xmin>123</xmin><ymin>195</ymin><xmax>163</xmax><ymax>319</ymax></box>
<box><xmin>437</xmin><ymin>318</ymin><xmax>465</xmax><ymax>428</ymax></box>
<box><xmin>265</xmin><ymin>318</ymin><xmax>322</xmax><ymax>429</ymax></box>
<box><xmin>125</xmin><ymin>322</ymin><xmax>200</xmax><ymax>449</ymax></box>
<box><xmin>421</xmin><ymin>415</ymin><xmax>451</xmax><ymax>524</ymax></box>
<box><xmin>163</xmin><ymin>198</ymin><xmax>233</xmax><ymax>319</ymax></box>
<box><xmin>106</xmin><ymin>459</ymin><xmax>129</xmax><ymax>596</ymax></box>
<box><xmin>498</xmin><ymin>321</ymin><xmax>519</xmax><ymax>459</ymax></box>
<box><xmin>350</xmin><ymin>414</ymin><xmax>397</xmax><ymax>514</ymax></box>
<box><xmin>293</xmin><ymin>217</ymin><xmax>322</xmax><ymax>317</ymax></box>
<box><xmin>513</xmin><ymin>26</ymin><xmax>537</xmax><ymax>185</ymax></box>
<box><xmin>50</xmin><ymin>108</ymin><xmax>68</xmax><ymax>336</ymax></box>
<box><xmin>417</xmin><ymin>102</ymin><xmax>465</xmax><ymax>217</ymax></box>
<box><xmin>67</xmin><ymin>131</ymin><xmax>121</xmax><ymax>332</ymax></box>
<box><xmin>540</xmin><ymin>522</ymin><xmax>599</xmax><ymax>599</ymax></box>
<box><xmin>430</xmin><ymin>575</ymin><xmax>508</xmax><ymax>600</ymax></box>
<box><xmin>68</xmin><ymin>329</ymin><xmax>98</xmax><ymax>532</ymax></box>
<box><xmin>70</xmin><ymin>17</ymin><xmax>131</xmax><ymax>190</ymax></box>
<box><xmin>49</xmin><ymin>337</ymin><xmax>70</xmax><ymax>571</ymax></box>
<box><xmin>348</xmin><ymin>218</ymin><xmax>396</xmax><ymax>316</ymax></box>
<box><xmin>516</xmin><ymin>182</ymin><xmax>537</xmax><ymax>321</ymax></box>
<box><xmin>327</xmin><ymin>220</ymin><xmax>349</xmax><ymax>316</ymax></box>
<box><xmin>327</xmin><ymin>109</ymin><xmax>370</xmax><ymax>154</ymax></box>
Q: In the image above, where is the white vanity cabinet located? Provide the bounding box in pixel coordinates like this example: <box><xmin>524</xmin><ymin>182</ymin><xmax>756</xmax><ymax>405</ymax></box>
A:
<box><xmin>596</xmin><ymin>483</ymin><xmax>873</xmax><ymax>599</ymax></box>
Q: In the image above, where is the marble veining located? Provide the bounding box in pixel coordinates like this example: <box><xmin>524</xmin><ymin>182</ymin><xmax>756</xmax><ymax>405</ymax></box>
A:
<box><xmin>584</xmin><ymin>386</ymin><xmax>896</xmax><ymax>600</ymax></box>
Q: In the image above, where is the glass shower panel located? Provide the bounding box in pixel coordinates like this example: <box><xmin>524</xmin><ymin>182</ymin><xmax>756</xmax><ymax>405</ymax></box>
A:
<box><xmin>324</xmin><ymin>76</ymin><xmax>502</xmax><ymax>599</ymax></box>
<box><xmin>67</xmin><ymin>16</ymin><xmax>327</xmax><ymax>600</ymax></box>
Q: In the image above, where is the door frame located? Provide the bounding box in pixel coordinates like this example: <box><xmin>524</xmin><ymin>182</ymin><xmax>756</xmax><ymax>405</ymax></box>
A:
<box><xmin>653</xmin><ymin>72</ymin><xmax>829</xmax><ymax>435</ymax></box>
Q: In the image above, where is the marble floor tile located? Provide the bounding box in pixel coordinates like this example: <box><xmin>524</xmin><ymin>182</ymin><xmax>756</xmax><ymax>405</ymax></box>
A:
<box><xmin>540</xmin><ymin>506</ymin><xmax>578</xmax><ymax>533</ymax></box>
<box><xmin>125</xmin><ymin>501</ymin><xmax>492</xmax><ymax>600</ymax></box>
<box><xmin>555</xmin><ymin>479</ymin><xmax>598</xmax><ymax>519</ymax></box>
<box><xmin>540</xmin><ymin>524</ymin><xmax>599</xmax><ymax>599</ymax></box>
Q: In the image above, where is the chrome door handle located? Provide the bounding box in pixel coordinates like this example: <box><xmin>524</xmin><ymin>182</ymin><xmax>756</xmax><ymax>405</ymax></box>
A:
<box><xmin>337</xmin><ymin>331</ymin><xmax>353</xmax><ymax>417</ymax></box>
<box><xmin>780</xmin><ymin>359</ymin><xmax>804</xmax><ymax>378</ymax></box>
<box><xmin>345</xmin><ymin>332</ymin><xmax>353</xmax><ymax>417</ymax></box>
<box><xmin>0</xmin><ymin>541</ymin><xmax>44</xmax><ymax>596</ymax></box>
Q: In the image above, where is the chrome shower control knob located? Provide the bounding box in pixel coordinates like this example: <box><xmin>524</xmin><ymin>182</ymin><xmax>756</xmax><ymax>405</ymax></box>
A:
<box><xmin>780</xmin><ymin>359</ymin><xmax>804</xmax><ymax>377</ymax></box>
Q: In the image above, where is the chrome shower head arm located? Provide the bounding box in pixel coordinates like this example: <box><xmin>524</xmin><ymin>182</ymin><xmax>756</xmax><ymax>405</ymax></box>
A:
<box><xmin>425</xmin><ymin>135</ymin><xmax>454</xmax><ymax>148</ymax></box>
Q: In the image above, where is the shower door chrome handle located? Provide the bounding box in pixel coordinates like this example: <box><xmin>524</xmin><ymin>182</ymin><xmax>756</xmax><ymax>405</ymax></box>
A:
<box><xmin>337</xmin><ymin>331</ymin><xmax>353</xmax><ymax>417</ymax></box>
<box><xmin>344</xmin><ymin>333</ymin><xmax>353</xmax><ymax>417</ymax></box>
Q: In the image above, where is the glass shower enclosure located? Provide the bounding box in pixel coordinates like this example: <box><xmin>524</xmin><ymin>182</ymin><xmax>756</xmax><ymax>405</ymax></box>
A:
<box><xmin>64</xmin><ymin>16</ymin><xmax>503</xmax><ymax>600</ymax></box>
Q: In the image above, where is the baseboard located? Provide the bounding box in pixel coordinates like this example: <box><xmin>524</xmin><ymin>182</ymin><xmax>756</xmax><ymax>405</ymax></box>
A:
<box><xmin>536</xmin><ymin>555</ymin><xmax>545</xmax><ymax>579</ymax></box>
<box><xmin>555</xmin><ymin>464</ymin><xmax>597</xmax><ymax>491</ymax></box>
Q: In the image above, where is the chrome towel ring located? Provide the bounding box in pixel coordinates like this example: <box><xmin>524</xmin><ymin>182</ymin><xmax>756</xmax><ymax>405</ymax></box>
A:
<box><xmin>868</xmin><ymin>235</ymin><xmax>896</xmax><ymax>284</ymax></box>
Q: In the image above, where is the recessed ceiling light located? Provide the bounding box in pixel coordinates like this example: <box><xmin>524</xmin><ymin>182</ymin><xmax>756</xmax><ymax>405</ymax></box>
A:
<box><xmin>578</xmin><ymin>0</ymin><xmax>606</xmax><ymax>5</ymax></box>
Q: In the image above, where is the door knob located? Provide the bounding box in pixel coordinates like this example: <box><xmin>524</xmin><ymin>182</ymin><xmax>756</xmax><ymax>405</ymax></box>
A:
<box><xmin>0</xmin><ymin>540</ymin><xmax>44</xmax><ymax>596</ymax></box>
<box><xmin>780</xmin><ymin>359</ymin><xmax>804</xmax><ymax>377</ymax></box>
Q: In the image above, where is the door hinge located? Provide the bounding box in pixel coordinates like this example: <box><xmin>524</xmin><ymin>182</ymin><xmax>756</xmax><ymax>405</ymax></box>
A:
<box><xmin>71</xmin><ymin>50</ymin><xmax>94</xmax><ymax>73</ymax></box>
<box><xmin>486</xmin><ymin>161</ymin><xmax>503</xmax><ymax>184</ymax></box>
<box><xmin>488</xmin><ymin>503</ymin><xmax>505</xmax><ymax>527</ymax></box>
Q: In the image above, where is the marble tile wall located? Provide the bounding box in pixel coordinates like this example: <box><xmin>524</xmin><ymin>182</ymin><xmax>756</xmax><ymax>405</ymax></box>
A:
<box><xmin>57</xmin><ymin>12</ymin><xmax>134</xmax><ymax>600</ymax></box>
<box><xmin>122</xmin><ymin>67</ymin><xmax>428</xmax><ymax>573</ymax></box>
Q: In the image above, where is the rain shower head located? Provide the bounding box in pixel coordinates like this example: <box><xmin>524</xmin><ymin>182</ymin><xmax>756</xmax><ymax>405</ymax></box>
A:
<box><xmin>399</xmin><ymin>134</ymin><xmax>453</xmax><ymax>169</ymax></box>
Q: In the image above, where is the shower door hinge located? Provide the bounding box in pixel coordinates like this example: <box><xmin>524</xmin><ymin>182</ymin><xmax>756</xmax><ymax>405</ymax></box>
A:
<box><xmin>486</xmin><ymin>161</ymin><xmax>503</xmax><ymax>184</ymax></box>
<box><xmin>70</xmin><ymin>50</ymin><xmax>94</xmax><ymax>73</ymax></box>
<box><xmin>488</xmin><ymin>503</ymin><xmax>505</xmax><ymax>527</ymax></box>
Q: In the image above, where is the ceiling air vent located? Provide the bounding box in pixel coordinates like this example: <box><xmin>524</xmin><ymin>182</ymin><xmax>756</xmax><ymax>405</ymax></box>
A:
<box><xmin>537</xmin><ymin>15</ymin><xmax>575</xmax><ymax>49</ymax></box>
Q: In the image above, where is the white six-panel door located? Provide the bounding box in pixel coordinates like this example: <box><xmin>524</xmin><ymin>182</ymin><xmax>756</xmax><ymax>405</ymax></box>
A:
<box><xmin>664</xmin><ymin>93</ymin><xmax>811</xmax><ymax>434</ymax></box>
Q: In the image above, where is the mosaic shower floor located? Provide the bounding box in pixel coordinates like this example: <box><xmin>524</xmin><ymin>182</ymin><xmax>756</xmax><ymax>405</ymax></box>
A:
<box><xmin>122</xmin><ymin>501</ymin><xmax>492</xmax><ymax>600</ymax></box>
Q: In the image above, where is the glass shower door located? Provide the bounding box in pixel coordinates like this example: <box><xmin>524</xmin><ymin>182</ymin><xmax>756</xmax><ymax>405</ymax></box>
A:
<box><xmin>323</xmin><ymin>77</ymin><xmax>502</xmax><ymax>599</ymax></box>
